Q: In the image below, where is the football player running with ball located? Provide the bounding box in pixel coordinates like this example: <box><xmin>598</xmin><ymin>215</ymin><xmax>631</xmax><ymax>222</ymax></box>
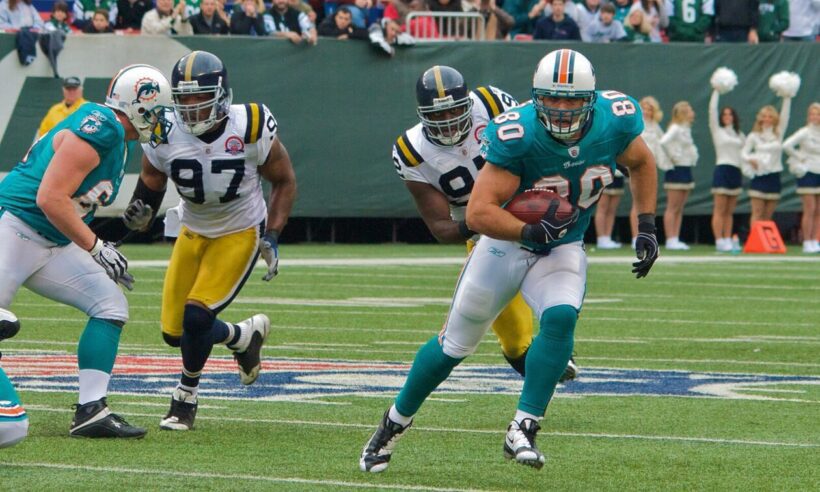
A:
<box><xmin>391</xmin><ymin>65</ymin><xmax>578</xmax><ymax>382</ymax></box>
<box><xmin>121</xmin><ymin>51</ymin><xmax>297</xmax><ymax>431</ymax></box>
<box><xmin>361</xmin><ymin>49</ymin><xmax>659</xmax><ymax>472</ymax></box>
<box><xmin>0</xmin><ymin>65</ymin><xmax>173</xmax><ymax>439</ymax></box>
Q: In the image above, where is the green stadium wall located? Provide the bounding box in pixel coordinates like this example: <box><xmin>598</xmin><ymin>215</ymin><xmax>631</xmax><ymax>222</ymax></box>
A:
<box><xmin>0</xmin><ymin>34</ymin><xmax>817</xmax><ymax>217</ymax></box>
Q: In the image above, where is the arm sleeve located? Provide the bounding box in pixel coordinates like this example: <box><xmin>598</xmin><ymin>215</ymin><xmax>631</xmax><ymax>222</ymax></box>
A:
<box><xmin>69</xmin><ymin>113</ymin><xmax>121</xmax><ymax>158</ymax></box>
<box><xmin>781</xmin><ymin>128</ymin><xmax>804</xmax><ymax>158</ymax></box>
<box><xmin>256</xmin><ymin>105</ymin><xmax>278</xmax><ymax>164</ymax></box>
<box><xmin>141</xmin><ymin>143</ymin><xmax>164</xmax><ymax>172</ymax></box>
<box><xmin>391</xmin><ymin>144</ymin><xmax>427</xmax><ymax>183</ymax></box>
<box><xmin>708</xmin><ymin>90</ymin><xmax>720</xmax><ymax>141</ymax></box>
<box><xmin>480</xmin><ymin>120</ymin><xmax>527</xmax><ymax>176</ymax></box>
<box><xmin>740</xmin><ymin>134</ymin><xmax>755</xmax><ymax>162</ymax></box>
<box><xmin>777</xmin><ymin>97</ymin><xmax>791</xmax><ymax>140</ymax></box>
<box><xmin>657</xmin><ymin>2</ymin><xmax>669</xmax><ymax>28</ymax></box>
<box><xmin>298</xmin><ymin>11</ymin><xmax>314</xmax><ymax>32</ymax></box>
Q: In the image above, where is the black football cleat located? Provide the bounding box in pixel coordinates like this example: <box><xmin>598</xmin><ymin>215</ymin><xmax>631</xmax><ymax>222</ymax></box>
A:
<box><xmin>159</xmin><ymin>387</ymin><xmax>198</xmax><ymax>431</ymax></box>
<box><xmin>69</xmin><ymin>398</ymin><xmax>146</xmax><ymax>439</ymax></box>
<box><xmin>359</xmin><ymin>410</ymin><xmax>412</xmax><ymax>473</ymax></box>
<box><xmin>231</xmin><ymin>314</ymin><xmax>270</xmax><ymax>385</ymax></box>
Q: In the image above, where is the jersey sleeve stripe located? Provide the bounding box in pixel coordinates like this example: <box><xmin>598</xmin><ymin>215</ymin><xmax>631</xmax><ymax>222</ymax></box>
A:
<box><xmin>243</xmin><ymin>104</ymin><xmax>253</xmax><ymax>142</ymax></box>
<box><xmin>250</xmin><ymin>103</ymin><xmax>261</xmax><ymax>143</ymax></box>
<box><xmin>396</xmin><ymin>133</ymin><xmax>422</xmax><ymax>167</ymax></box>
<box><xmin>255</xmin><ymin>104</ymin><xmax>265</xmax><ymax>143</ymax></box>
<box><xmin>475</xmin><ymin>87</ymin><xmax>502</xmax><ymax>117</ymax></box>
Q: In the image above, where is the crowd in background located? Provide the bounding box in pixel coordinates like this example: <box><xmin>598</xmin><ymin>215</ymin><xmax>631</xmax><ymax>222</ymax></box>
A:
<box><xmin>0</xmin><ymin>0</ymin><xmax>818</xmax><ymax>43</ymax></box>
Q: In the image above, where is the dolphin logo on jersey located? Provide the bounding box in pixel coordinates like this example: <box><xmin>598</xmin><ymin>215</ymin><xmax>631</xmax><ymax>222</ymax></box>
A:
<box><xmin>132</xmin><ymin>78</ymin><xmax>160</xmax><ymax>104</ymax></box>
<box><xmin>79</xmin><ymin>114</ymin><xmax>101</xmax><ymax>134</ymax></box>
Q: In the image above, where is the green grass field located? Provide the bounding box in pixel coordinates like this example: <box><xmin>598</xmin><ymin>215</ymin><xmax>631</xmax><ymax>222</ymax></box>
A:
<box><xmin>1</xmin><ymin>244</ymin><xmax>818</xmax><ymax>490</ymax></box>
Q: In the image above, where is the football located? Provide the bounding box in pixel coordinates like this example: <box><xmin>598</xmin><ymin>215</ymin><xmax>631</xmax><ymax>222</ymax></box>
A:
<box><xmin>505</xmin><ymin>189</ymin><xmax>574</xmax><ymax>224</ymax></box>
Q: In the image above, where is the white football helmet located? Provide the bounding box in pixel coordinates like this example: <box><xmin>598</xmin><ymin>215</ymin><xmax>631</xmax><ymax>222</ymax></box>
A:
<box><xmin>104</xmin><ymin>64</ymin><xmax>173</xmax><ymax>145</ymax></box>
<box><xmin>532</xmin><ymin>49</ymin><xmax>596</xmax><ymax>139</ymax></box>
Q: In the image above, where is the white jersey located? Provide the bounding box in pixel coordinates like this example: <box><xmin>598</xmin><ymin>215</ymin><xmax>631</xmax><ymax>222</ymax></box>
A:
<box><xmin>783</xmin><ymin>125</ymin><xmax>820</xmax><ymax>176</ymax></box>
<box><xmin>708</xmin><ymin>91</ymin><xmax>744</xmax><ymax>167</ymax></box>
<box><xmin>660</xmin><ymin>123</ymin><xmax>698</xmax><ymax>167</ymax></box>
<box><xmin>143</xmin><ymin>103</ymin><xmax>277</xmax><ymax>237</ymax></box>
<box><xmin>392</xmin><ymin>86</ymin><xmax>518</xmax><ymax>221</ymax></box>
<box><xmin>741</xmin><ymin>98</ymin><xmax>791</xmax><ymax>177</ymax></box>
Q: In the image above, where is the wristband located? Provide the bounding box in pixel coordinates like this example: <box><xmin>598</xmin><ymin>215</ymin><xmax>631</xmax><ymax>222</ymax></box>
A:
<box><xmin>457</xmin><ymin>220</ymin><xmax>475</xmax><ymax>239</ymax></box>
<box><xmin>637</xmin><ymin>213</ymin><xmax>656</xmax><ymax>234</ymax></box>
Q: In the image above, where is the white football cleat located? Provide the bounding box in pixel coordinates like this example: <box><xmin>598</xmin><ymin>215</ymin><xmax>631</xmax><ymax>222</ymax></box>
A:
<box><xmin>231</xmin><ymin>314</ymin><xmax>270</xmax><ymax>385</ymax></box>
<box><xmin>504</xmin><ymin>418</ymin><xmax>545</xmax><ymax>470</ymax></box>
<box><xmin>359</xmin><ymin>410</ymin><xmax>412</xmax><ymax>473</ymax></box>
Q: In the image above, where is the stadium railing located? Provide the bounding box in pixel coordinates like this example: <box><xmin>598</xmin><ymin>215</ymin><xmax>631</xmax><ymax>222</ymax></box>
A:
<box><xmin>405</xmin><ymin>12</ymin><xmax>485</xmax><ymax>41</ymax></box>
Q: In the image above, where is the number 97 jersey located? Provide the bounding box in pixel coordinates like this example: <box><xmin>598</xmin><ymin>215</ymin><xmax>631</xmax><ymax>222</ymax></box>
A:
<box><xmin>143</xmin><ymin>103</ymin><xmax>277</xmax><ymax>237</ymax></box>
<box><xmin>481</xmin><ymin>90</ymin><xmax>644</xmax><ymax>252</ymax></box>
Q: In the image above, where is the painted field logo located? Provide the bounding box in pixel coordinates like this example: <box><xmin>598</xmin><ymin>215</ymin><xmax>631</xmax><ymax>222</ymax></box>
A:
<box><xmin>2</xmin><ymin>355</ymin><xmax>818</xmax><ymax>403</ymax></box>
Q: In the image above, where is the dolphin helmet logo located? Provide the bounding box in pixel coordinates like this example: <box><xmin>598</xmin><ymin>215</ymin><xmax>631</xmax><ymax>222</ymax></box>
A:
<box><xmin>133</xmin><ymin>78</ymin><xmax>160</xmax><ymax>105</ymax></box>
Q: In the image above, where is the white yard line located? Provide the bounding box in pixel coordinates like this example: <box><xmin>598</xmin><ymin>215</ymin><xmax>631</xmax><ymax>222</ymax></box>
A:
<box><xmin>0</xmin><ymin>462</ymin><xmax>484</xmax><ymax>492</ymax></box>
<box><xmin>21</xmin><ymin>406</ymin><xmax>820</xmax><ymax>448</ymax></box>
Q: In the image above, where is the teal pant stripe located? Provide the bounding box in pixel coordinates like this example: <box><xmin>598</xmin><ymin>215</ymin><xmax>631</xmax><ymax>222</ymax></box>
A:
<box><xmin>0</xmin><ymin>367</ymin><xmax>21</xmax><ymax>406</ymax></box>
<box><xmin>517</xmin><ymin>304</ymin><xmax>577</xmax><ymax>416</ymax></box>
<box><xmin>395</xmin><ymin>336</ymin><xmax>463</xmax><ymax>417</ymax></box>
<box><xmin>77</xmin><ymin>318</ymin><xmax>122</xmax><ymax>374</ymax></box>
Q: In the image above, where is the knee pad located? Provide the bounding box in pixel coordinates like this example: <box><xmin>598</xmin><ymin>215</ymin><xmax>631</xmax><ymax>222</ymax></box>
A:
<box><xmin>455</xmin><ymin>281</ymin><xmax>496</xmax><ymax>322</ymax></box>
<box><xmin>0</xmin><ymin>308</ymin><xmax>20</xmax><ymax>341</ymax></box>
<box><xmin>162</xmin><ymin>332</ymin><xmax>181</xmax><ymax>347</ymax></box>
<box><xmin>0</xmin><ymin>418</ymin><xmax>28</xmax><ymax>449</ymax></box>
<box><xmin>538</xmin><ymin>305</ymin><xmax>578</xmax><ymax>343</ymax></box>
<box><xmin>182</xmin><ymin>304</ymin><xmax>214</xmax><ymax>336</ymax></box>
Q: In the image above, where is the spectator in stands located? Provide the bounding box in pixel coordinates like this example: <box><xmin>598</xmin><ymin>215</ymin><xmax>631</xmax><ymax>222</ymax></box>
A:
<box><xmin>264</xmin><ymin>0</ymin><xmax>318</xmax><ymax>43</ymax></box>
<box><xmin>37</xmin><ymin>77</ymin><xmax>87</xmax><ymax>138</ymax></box>
<box><xmin>232</xmin><ymin>0</ymin><xmax>267</xmax><ymax>34</ymax></box>
<box><xmin>182</xmin><ymin>0</ymin><xmax>202</xmax><ymax>17</ymax></box>
<box><xmin>404</xmin><ymin>0</ymin><xmax>439</xmax><ymax>38</ymax></box>
<box><xmin>708</xmin><ymin>88</ymin><xmax>745</xmax><ymax>253</ymax></box>
<box><xmin>337</xmin><ymin>0</ymin><xmax>372</xmax><ymax>28</ymax></box>
<box><xmin>660</xmin><ymin>101</ymin><xmax>698</xmax><ymax>250</ymax></box>
<box><xmin>45</xmin><ymin>1</ymin><xmax>72</xmax><ymax>34</ymax></box>
<box><xmin>782</xmin><ymin>0</ymin><xmax>819</xmax><ymax>41</ymax></box>
<box><xmin>290</xmin><ymin>0</ymin><xmax>318</xmax><ymax>24</ymax></box>
<box><xmin>583</xmin><ymin>2</ymin><xmax>625</xmax><ymax>42</ymax></box>
<box><xmin>73</xmin><ymin>0</ymin><xmax>118</xmax><ymax>30</ymax></box>
<box><xmin>318</xmin><ymin>5</ymin><xmax>368</xmax><ymax>37</ymax></box>
<box><xmin>666</xmin><ymin>0</ymin><xmax>713</xmax><ymax>42</ymax></box>
<box><xmin>382</xmin><ymin>0</ymin><xmax>413</xmax><ymax>25</ymax></box>
<box><xmin>714</xmin><ymin>0</ymin><xmax>759</xmax><ymax>43</ymax></box>
<box><xmin>462</xmin><ymin>0</ymin><xmax>514</xmax><ymax>39</ymax></box>
<box><xmin>0</xmin><ymin>0</ymin><xmax>45</xmax><ymax>30</ymax></box>
<box><xmin>429</xmin><ymin>0</ymin><xmax>461</xmax><ymax>11</ymax></box>
<box><xmin>83</xmin><ymin>8</ymin><xmax>115</xmax><ymax>31</ymax></box>
<box><xmin>741</xmin><ymin>99</ymin><xmax>792</xmax><ymax>228</ymax></box>
<box><xmin>783</xmin><ymin>103</ymin><xmax>820</xmax><ymax>253</ymax></box>
<box><xmin>611</xmin><ymin>0</ymin><xmax>630</xmax><ymax>23</ymax></box>
<box><xmin>623</xmin><ymin>7</ymin><xmax>652</xmax><ymax>41</ymax></box>
<box><xmin>629</xmin><ymin>0</ymin><xmax>667</xmax><ymax>42</ymax></box>
<box><xmin>756</xmin><ymin>0</ymin><xmax>789</xmax><ymax>41</ymax></box>
<box><xmin>116</xmin><ymin>0</ymin><xmax>152</xmax><ymax>29</ymax></box>
<box><xmin>637</xmin><ymin>96</ymin><xmax>667</xmax><ymax>248</ymax></box>
<box><xmin>533</xmin><ymin>0</ymin><xmax>581</xmax><ymax>39</ymax></box>
<box><xmin>141</xmin><ymin>0</ymin><xmax>193</xmax><ymax>34</ymax></box>
<box><xmin>572</xmin><ymin>0</ymin><xmax>600</xmax><ymax>34</ymax></box>
<box><xmin>503</xmin><ymin>0</ymin><xmax>541</xmax><ymax>36</ymax></box>
<box><xmin>190</xmin><ymin>0</ymin><xmax>229</xmax><ymax>32</ymax></box>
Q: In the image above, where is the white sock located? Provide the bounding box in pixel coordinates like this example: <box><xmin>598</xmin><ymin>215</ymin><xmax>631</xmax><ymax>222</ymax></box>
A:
<box><xmin>514</xmin><ymin>410</ymin><xmax>541</xmax><ymax>424</ymax></box>
<box><xmin>666</xmin><ymin>236</ymin><xmax>679</xmax><ymax>246</ymax></box>
<box><xmin>179</xmin><ymin>383</ymin><xmax>198</xmax><ymax>399</ymax></box>
<box><xmin>804</xmin><ymin>240</ymin><xmax>814</xmax><ymax>249</ymax></box>
<box><xmin>597</xmin><ymin>236</ymin><xmax>610</xmax><ymax>244</ymax></box>
<box><xmin>388</xmin><ymin>404</ymin><xmax>413</xmax><ymax>426</ymax></box>
<box><xmin>78</xmin><ymin>369</ymin><xmax>111</xmax><ymax>405</ymax></box>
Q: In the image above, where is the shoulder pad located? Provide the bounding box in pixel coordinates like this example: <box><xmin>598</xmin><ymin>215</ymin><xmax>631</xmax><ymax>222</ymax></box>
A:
<box><xmin>243</xmin><ymin>103</ymin><xmax>267</xmax><ymax>144</ymax></box>
<box><xmin>472</xmin><ymin>86</ymin><xmax>504</xmax><ymax>118</ymax></box>
<box><xmin>394</xmin><ymin>131</ymin><xmax>424</xmax><ymax>168</ymax></box>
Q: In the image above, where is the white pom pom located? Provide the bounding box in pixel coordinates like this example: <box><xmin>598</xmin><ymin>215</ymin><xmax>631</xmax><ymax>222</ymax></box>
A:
<box><xmin>769</xmin><ymin>71</ymin><xmax>801</xmax><ymax>98</ymax></box>
<box><xmin>710</xmin><ymin>67</ymin><xmax>738</xmax><ymax>94</ymax></box>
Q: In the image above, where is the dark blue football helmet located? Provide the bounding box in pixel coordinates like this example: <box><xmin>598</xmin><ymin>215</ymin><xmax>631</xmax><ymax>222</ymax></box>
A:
<box><xmin>171</xmin><ymin>51</ymin><xmax>232</xmax><ymax>135</ymax></box>
<box><xmin>416</xmin><ymin>66</ymin><xmax>473</xmax><ymax>146</ymax></box>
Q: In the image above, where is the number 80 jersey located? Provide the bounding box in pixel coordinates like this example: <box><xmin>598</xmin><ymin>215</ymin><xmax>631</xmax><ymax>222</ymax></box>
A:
<box><xmin>143</xmin><ymin>103</ymin><xmax>277</xmax><ymax>237</ymax></box>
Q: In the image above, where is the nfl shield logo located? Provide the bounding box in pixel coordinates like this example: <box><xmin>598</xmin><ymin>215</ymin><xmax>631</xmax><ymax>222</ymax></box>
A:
<box><xmin>568</xmin><ymin>146</ymin><xmax>580</xmax><ymax>158</ymax></box>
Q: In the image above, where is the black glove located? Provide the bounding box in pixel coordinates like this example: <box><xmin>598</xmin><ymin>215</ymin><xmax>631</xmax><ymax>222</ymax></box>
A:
<box><xmin>632</xmin><ymin>214</ymin><xmax>659</xmax><ymax>279</ymax></box>
<box><xmin>122</xmin><ymin>199</ymin><xmax>154</xmax><ymax>231</ymax></box>
<box><xmin>520</xmin><ymin>199</ymin><xmax>579</xmax><ymax>244</ymax></box>
<box><xmin>259</xmin><ymin>231</ymin><xmax>279</xmax><ymax>282</ymax></box>
<box><xmin>88</xmin><ymin>238</ymin><xmax>134</xmax><ymax>290</ymax></box>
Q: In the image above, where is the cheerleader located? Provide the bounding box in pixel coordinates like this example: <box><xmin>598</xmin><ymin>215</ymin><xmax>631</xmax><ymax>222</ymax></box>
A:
<box><xmin>632</xmin><ymin>96</ymin><xmax>666</xmax><ymax>248</ymax></box>
<box><xmin>708</xmin><ymin>68</ymin><xmax>745</xmax><ymax>253</ymax></box>
<box><xmin>660</xmin><ymin>101</ymin><xmax>698</xmax><ymax>250</ymax></box>
<box><xmin>741</xmin><ymin>72</ymin><xmax>798</xmax><ymax>228</ymax></box>
<box><xmin>783</xmin><ymin>102</ymin><xmax>820</xmax><ymax>253</ymax></box>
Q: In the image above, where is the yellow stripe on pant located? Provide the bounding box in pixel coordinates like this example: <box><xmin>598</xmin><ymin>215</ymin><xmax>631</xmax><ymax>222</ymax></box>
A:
<box><xmin>465</xmin><ymin>239</ymin><xmax>533</xmax><ymax>358</ymax></box>
<box><xmin>161</xmin><ymin>225</ymin><xmax>260</xmax><ymax>338</ymax></box>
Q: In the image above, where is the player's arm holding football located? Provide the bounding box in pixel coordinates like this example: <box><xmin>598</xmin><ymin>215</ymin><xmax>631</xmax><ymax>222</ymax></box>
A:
<box><xmin>465</xmin><ymin>163</ymin><xmax>526</xmax><ymax>241</ymax></box>
<box><xmin>257</xmin><ymin>136</ymin><xmax>297</xmax><ymax>281</ymax></box>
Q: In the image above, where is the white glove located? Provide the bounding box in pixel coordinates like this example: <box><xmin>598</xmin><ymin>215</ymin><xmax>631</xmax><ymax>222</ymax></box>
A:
<box><xmin>259</xmin><ymin>231</ymin><xmax>279</xmax><ymax>282</ymax></box>
<box><xmin>122</xmin><ymin>199</ymin><xmax>154</xmax><ymax>231</ymax></box>
<box><xmin>89</xmin><ymin>238</ymin><xmax>134</xmax><ymax>290</ymax></box>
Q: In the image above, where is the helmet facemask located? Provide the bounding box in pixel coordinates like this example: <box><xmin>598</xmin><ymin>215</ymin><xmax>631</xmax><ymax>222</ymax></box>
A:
<box><xmin>173</xmin><ymin>78</ymin><xmax>232</xmax><ymax>136</ymax></box>
<box><xmin>417</xmin><ymin>96</ymin><xmax>473</xmax><ymax>146</ymax></box>
<box><xmin>532</xmin><ymin>89</ymin><xmax>596</xmax><ymax>140</ymax></box>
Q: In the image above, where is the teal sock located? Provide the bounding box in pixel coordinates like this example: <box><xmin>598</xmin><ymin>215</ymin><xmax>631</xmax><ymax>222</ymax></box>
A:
<box><xmin>77</xmin><ymin>318</ymin><xmax>122</xmax><ymax>374</ymax></box>
<box><xmin>395</xmin><ymin>336</ymin><xmax>463</xmax><ymax>417</ymax></box>
<box><xmin>518</xmin><ymin>305</ymin><xmax>577</xmax><ymax>416</ymax></box>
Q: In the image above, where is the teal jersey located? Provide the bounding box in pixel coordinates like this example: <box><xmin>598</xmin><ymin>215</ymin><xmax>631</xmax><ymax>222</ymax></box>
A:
<box><xmin>0</xmin><ymin>103</ymin><xmax>126</xmax><ymax>246</ymax></box>
<box><xmin>481</xmin><ymin>90</ymin><xmax>643</xmax><ymax>253</ymax></box>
